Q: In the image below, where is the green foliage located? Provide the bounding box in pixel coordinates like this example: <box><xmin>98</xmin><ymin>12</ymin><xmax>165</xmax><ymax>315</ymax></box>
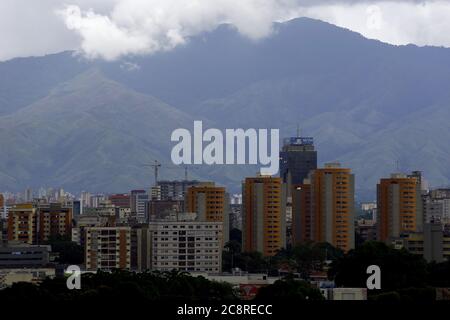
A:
<box><xmin>44</xmin><ymin>235</ymin><xmax>84</xmax><ymax>265</ymax></box>
<box><xmin>328</xmin><ymin>241</ymin><xmax>428</xmax><ymax>291</ymax></box>
<box><xmin>255</xmin><ymin>277</ymin><xmax>325</xmax><ymax>301</ymax></box>
<box><xmin>0</xmin><ymin>270</ymin><xmax>237</xmax><ymax>302</ymax></box>
<box><xmin>427</xmin><ymin>260</ymin><xmax>450</xmax><ymax>287</ymax></box>
<box><xmin>222</xmin><ymin>241</ymin><xmax>343</xmax><ymax>278</ymax></box>
<box><xmin>370</xmin><ymin>287</ymin><xmax>436</xmax><ymax>302</ymax></box>
<box><xmin>222</xmin><ymin>241</ymin><xmax>270</xmax><ymax>273</ymax></box>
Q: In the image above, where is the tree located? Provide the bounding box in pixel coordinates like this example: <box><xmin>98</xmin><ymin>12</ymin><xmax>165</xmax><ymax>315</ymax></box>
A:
<box><xmin>290</xmin><ymin>242</ymin><xmax>343</xmax><ymax>278</ymax></box>
<box><xmin>44</xmin><ymin>235</ymin><xmax>84</xmax><ymax>265</ymax></box>
<box><xmin>255</xmin><ymin>277</ymin><xmax>325</xmax><ymax>301</ymax></box>
<box><xmin>229</xmin><ymin>228</ymin><xmax>242</xmax><ymax>244</ymax></box>
<box><xmin>223</xmin><ymin>240</ymin><xmax>242</xmax><ymax>272</ymax></box>
<box><xmin>0</xmin><ymin>270</ymin><xmax>237</xmax><ymax>302</ymax></box>
<box><xmin>427</xmin><ymin>260</ymin><xmax>450</xmax><ymax>288</ymax></box>
<box><xmin>328</xmin><ymin>241</ymin><xmax>428</xmax><ymax>291</ymax></box>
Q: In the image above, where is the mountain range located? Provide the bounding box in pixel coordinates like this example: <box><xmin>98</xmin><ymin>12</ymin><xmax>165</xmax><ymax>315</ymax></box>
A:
<box><xmin>1</xmin><ymin>17</ymin><xmax>450</xmax><ymax>200</ymax></box>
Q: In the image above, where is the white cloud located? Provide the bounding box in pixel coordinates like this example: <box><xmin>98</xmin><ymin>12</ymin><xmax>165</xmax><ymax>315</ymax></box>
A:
<box><xmin>57</xmin><ymin>0</ymin><xmax>299</xmax><ymax>60</ymax></box>
<box><xmin>60</xmin><ymin>5</ymin><xmax>153</xmax><ymax>61</ymax></box>
<box><xmin>302</xmin><ymin>1</ymin><xmax>450</xmax><ymax>47</ymax></box>
<box><xmin>2</xmin><ymin>1</ymin><xmax>450</xmax><ymax>61</ymax></box>
<box><xmin>57</xmin><ymin>0</ymin><xmax>450</xmax><ymax>61</ymax></box>
<box><xmin>0</xmin><ymin>0</ymin><xmax>116</xmax><ymax>61</ymax></box>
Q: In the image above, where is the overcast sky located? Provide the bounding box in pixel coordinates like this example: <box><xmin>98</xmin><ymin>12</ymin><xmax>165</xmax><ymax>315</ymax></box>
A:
<box><xmin>1</xmin><ymin>0</ymin><xmax>450</xmax><ymax>61</ymax></box>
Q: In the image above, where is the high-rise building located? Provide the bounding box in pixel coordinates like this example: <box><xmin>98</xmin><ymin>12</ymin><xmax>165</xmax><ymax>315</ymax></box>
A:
<box><xmin>377</xmin><ymin>173</ymin><xmax>424</xmax><ymax>242</ymax></box>
<box><xmin>409</xmin><ymin>171</ymin><xmax>425</xmax><ymax>191</ymax></box>
<box><xmin>150</xmin><ymin>186</ymin><xmax>162</xmax><ymax>201</ymax></box>
<box><xmin>7</xmin><ymin>204</ymin><xmax>37</xmax><ymax>245</ymax></box>
<box><xmin>135</xmin><ymin>193</ymin><xmax>150</xmax><ymax>222</ymax></box>
<box><xmin>130</xmin><ymin>190</ymin><xmax>146</xmax><ymax>214</ymax></box>
<box><xmin>422</xmin><ymin>187</ymin><xmax>450</xmax><ymax>225</ymax></box>
<box><xmin>0</xmin><ymin>219</ymin><xmax>6</xmax><ymax>245</ymax></box>
<box><xmin>80</xmin><ymin>191</ymin><xmax>91</xmax><ymax>212</ymax></box>
<box><xmin>85</xmin><ymin>227</ymin><xmax>131</xmax><ymax>271</ymax></box>
<box><xmin>56</xmin><ymin>188</ymin><xmax>65</xmax><ymax>202</ymax></box>
<box><xmin>291</xmin><ymin>183</ymin><xmax>312</xmax><ymax>245</ymax></box>
<box><xmin>294</xmin><ymin>163</ymin><xmax>355</xmax><ymax>252</ymax></box>
<box><xmin>229</xmin><ymin>204</ymin><xmax>242</xmax><ymax>231</ymax></box>
<box><xmin>0</xmin><ymin>194</ymin><xmax>4</xmax><ymax>219</ymax></box>
<box><xmin>186</xmin><ymin>183</ymin><xmax>230</xmax><ymax>244</ymax></box>
<box><xmin>24</xmin><ymin>188</ymin><xmax>33</xmax><ymax>203</ymax></box>
<box><xmin>242</xmin><ymin>176</ymin><xmax>287</xmax><ymax>256</ymax></box>
<box><xmin>90</xmin><ymin>194</ymin><xmax>106</xmax><ymax>208</ymax></box>
<box><xmin>71</xmin><ymin>200</ymin><xmax>81</xmax><ymax>217</ymax></box>
<box><xmin>280</xmin><ymin>136</ymin><xmax>317</xmax><ymax>186</ymax></box>
<box><xmin>131</xmin><ymin>225</ymin><xmax>152</xmax><ymax>272</ymax></box>
<box><xmin>148</xmin><ymin>217</ymin><xmax>223</xmax><ymax>273</ymax></box>
<box><xmin>157</xmin><ymin>180</ymin><xmax>201</xmax><ymax>201</ymax></box>
<box><xmin>37</xmin><ymin>203</ymin><xmax>72</xmax><ymax>242</ymax></box>
<box><xmin>7</xmin><ymin>203</ymin><xmax>72</xmax><ymax>245</ymax></box>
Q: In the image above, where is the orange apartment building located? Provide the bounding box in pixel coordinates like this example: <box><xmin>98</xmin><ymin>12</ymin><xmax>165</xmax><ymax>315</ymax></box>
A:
<box><xmin>242</xmin><ymin>176</ymin><xmax>287</xmax><ymax>256</ymax></box>
<box><xmin>292</xmin><ymin>163</ymin><xmax>355</xmax><ymax>252</ymax></box>
<box><xmin>186</xmin><ymin>182</ymin><xmax>229</xmax><ymax>243</ymax></box>
<box><xmin>377</xmin><ymin>173</ymin><xmax>423</xmax><ymax>242</ymax></box>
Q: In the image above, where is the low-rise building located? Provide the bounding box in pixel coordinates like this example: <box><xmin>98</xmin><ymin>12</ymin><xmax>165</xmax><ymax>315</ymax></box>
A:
<box><xmin>328</xmin><ymin>288</ymin><xmax>367</xmax><ymax>300</ymax></box>
<box><xmin>356</xmin><ymin>219</ymin><xmax>377</xmax><ymax>243</ymax></box>
<box><xmin>0</xmin><ymin>268</ymin><xmax>55</xmax><ymax>289</ymax></box>
<box><xmin>392</xmin><ymin>223</ymin><xmax>450</xmax><ymax>262</ymax></box>
<box><xmin>0</xmin><ymin>244</ymin><xmax>51</xmax><ymax>268</ymax></box>
<box><xmin>193</xmin><ymin>273</ymin><xmax>280</xmax><ymax>300</ymax></box>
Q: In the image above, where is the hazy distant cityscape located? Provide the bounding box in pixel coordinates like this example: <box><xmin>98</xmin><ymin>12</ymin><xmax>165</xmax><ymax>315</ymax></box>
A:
<box><xmin>1</xmin><ymin>135</ymin><xmax>450</xmax><ymax>301</ymax></box>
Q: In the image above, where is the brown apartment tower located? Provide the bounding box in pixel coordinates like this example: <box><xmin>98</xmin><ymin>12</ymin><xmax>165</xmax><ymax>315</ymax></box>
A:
<box><xmin>38</xmin><ymin>203</ymin><xmax>72</xmax><ymax>242</ymax></box>
<box><xmin>292</xmin><ymin>183</ymin><xmax>312</xmax><ymax>245</ymax></box>
<box><xmin>7</xmin><ymin>204</ymin><xmax>37</xmax><ymax>244</ymax></box>
<box><xmin>8</xmin><ymin>203</ymin><xmax>72</xmax><ymax>245</ymax></box>
<box><xmin>377</xmin><ymin>173</ymin><xmax>423</xmax><ymax>243</ymax></box>
<box><xmin>292</xmin><ymin>163</ymin><xmax>355</xmax><ymax>252</ymax></box>
<box><xmin>242</xmin><ymin>176</ymin><xmax>287</xmax><ymax>256</ymax></box>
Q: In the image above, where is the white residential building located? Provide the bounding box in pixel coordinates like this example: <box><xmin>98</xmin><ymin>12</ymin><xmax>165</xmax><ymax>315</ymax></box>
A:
<box><xmin>148</xmin><ymin>217</ymin><xmax>223</xmax><ymax>273</ymax></box>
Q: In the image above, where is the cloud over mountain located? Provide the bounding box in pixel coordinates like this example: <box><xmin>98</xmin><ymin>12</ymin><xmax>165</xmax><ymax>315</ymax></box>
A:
<box><xmin>57</xmin><ymin>0</ymin><xmax>450</xmax><ymax>61</ymax></box>
<box><xmin>2</xmin><ymin>1</ymin><xmax>450</xmax><ymax>61</ymax></box>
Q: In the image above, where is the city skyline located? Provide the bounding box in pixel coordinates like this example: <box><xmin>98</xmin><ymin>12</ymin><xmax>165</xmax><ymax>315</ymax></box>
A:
<box><xmin>2</xmin><ymin>0</ymin><xmax>450</xmax><ymax>307</ymax></box>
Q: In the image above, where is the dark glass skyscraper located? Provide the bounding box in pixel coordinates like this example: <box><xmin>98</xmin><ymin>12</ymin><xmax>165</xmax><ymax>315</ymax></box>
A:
<box><xmin>279</xmin><ymin>136</ymin><xmax>317</xmax><ymax>185</ymax></box>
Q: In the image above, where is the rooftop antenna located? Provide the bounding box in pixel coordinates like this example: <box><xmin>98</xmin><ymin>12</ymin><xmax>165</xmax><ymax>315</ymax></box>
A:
<box><xmin>297</xmin><ymin>124</ymin><xmax>301</xmax><ymax>137</ymax></box>
<box><xmin>395</xmin><ymin>159</ymin><xmax>400</xmax><ymax>173</ymax></box>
